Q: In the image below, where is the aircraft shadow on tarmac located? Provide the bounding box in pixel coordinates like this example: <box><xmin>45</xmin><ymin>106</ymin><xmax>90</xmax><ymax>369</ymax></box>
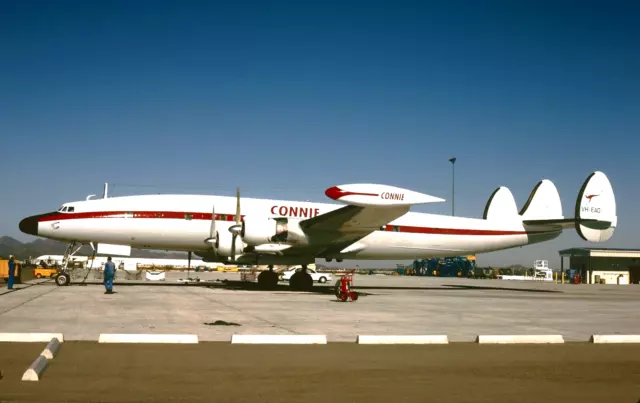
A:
<box><xmin>28</xmin><ymin>278</ymin><xmax>561</xmax><ymax>296</ymax></box>
<box><xmin>196</xmin><ymin>280</ymin><xmax>562</xmax><ymax>296</ymax></box>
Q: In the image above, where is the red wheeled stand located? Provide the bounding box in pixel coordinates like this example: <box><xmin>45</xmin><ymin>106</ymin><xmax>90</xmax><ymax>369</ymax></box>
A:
<box><xmin>336</xmin><ymin>273</ymin><xmax>358</xmax><ymax>302</ymax></box>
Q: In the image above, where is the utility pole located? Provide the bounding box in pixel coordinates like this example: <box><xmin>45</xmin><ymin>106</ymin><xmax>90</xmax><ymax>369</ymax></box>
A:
<box><xmin>449</xmin><ymin>157</ymin><xmax>456</xmax><ymax>216</ymax></box>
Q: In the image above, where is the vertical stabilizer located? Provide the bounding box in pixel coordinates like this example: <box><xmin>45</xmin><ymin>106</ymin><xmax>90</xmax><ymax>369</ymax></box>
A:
<box><xmin>519</xmin><ymin>179</ymin><xmax>563</xmax><ymax>221</ymax></box>
<box><xmin>483</xmin><ymin>186</ymin><xmax>519</xmax><ymax>221</ymax></box>
<box><xmin>575</xmin><ymin>171</ymin><xmax>617</xmax><ymax>242</ymax></box>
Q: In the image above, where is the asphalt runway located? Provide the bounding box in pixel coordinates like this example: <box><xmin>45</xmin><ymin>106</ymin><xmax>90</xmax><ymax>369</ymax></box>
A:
<box><xmin>1</xmin><ymin>342</ymin><xmax>639</xmax><ymax>403</ymax></box>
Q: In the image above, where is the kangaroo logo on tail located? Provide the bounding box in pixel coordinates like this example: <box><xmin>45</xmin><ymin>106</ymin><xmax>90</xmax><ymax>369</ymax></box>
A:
<box><xmin>585</xmin><ymin>194</ymin><xmax>599</xmax><ymax>203</ymax></box>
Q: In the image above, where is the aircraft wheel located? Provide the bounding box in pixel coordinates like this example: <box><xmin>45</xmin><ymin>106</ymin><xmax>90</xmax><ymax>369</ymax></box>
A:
<box><xmin>55</xmin><ymin>272</ymin><xmax>70</xmax><ymax>286</ymax></box>
<box><xmin>290</xmin><ymin>272</ymin><xmax>313</xmax><ymax>291</ymax></box>
<box><xmin>257</xmin><ymin>270</ymin><xmax>278</xmax><ymax>289</ymax></box>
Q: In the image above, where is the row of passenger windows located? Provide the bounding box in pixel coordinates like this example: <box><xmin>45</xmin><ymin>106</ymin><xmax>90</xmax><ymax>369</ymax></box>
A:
<box><xmin>53</xmin><ymin>211</ymin><xmax>228</xmax><ymax>219</ymax></box>
<box><xmin>122</xmin><ymin>212</ymin><xmax>193</xmax><ymax>219</ymax></box>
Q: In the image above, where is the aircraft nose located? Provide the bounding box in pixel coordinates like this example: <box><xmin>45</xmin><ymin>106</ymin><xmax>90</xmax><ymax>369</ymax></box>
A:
<box><xmin>19</xmin><ymin>215</ymin><xmax>39</xmax><ymax>236</ymax></box>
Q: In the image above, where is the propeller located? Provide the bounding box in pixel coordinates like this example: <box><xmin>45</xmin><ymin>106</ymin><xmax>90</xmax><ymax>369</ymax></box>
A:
<box><xmin>228</xmin><ymin>187</ymin><xmax>243</xmax><ymax>261</ymax></box>
<box><xmin>204</xmin><ymin>203</ymin><xmax>217</xmax><ymax>257</ymax></box>
<box><xmin>188</xmin><ymin>251</ymin><xmax>191</xmax><ymax>278</ymax></box>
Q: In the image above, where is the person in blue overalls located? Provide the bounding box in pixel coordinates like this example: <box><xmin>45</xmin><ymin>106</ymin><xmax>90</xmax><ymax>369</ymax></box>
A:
<box><xmin>7</xmin><ymin>255</ymin><xmax>16</xmax><ymax>290</ymax></box>
<box><xmin>104</xmin><ymin>257</ymin><xmax>116</xmax><ymax>294</ymax></box>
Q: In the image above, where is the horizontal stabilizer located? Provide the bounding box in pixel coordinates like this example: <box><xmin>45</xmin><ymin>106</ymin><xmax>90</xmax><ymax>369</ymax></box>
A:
<box><xmin>325</xmin><ymin>184</ymin><xmax>444</xmax><ymax>207</ymax></box>
<box><xmin>522</xmin><ymin>218</ymin><xmax>602</xmax><ymax>229</ymax></box>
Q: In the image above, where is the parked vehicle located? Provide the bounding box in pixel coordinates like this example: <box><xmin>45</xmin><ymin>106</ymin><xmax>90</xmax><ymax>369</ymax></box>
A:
<box><xmin>279</xmin><ymin>266</ymin><xmax>332</xmax><ymax>283</ymax></box>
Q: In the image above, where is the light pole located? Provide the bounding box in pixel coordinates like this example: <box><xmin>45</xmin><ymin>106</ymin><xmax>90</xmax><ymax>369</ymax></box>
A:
<box><xmin>449</xmin><ymin>157</ymin><xmax>456</xmax><ymax>216</ymax></box>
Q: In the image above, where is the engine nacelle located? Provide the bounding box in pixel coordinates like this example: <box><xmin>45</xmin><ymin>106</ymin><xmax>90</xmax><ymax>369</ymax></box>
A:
<box><xmin>241</xmin><ymin>216</ymin><xmax>309</xmax><ymax>246</ymax></box>
<box><xmin>216</xmin><ymin>228</ymin><xmax>245</xmax><ymax>256</ymax></box>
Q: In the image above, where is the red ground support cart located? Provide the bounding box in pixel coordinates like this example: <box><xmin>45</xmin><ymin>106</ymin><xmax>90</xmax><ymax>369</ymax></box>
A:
<box><xmin>335</xmin><ymin>272</ymin><xmax>359</xmax><ymax>302</ymax></box>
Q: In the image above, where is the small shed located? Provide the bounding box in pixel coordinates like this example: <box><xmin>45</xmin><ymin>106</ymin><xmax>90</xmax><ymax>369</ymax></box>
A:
<box><xmin>558</xmin><ymin>248</ymin><xmax>640</xmax><ymax>284</ymax></box>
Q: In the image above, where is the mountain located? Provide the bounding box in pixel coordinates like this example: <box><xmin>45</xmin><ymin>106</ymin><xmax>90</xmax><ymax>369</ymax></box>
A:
<box><xmin>0</xmin><ymin>236</ymin><xmax>188</xmax><ymax>261</ymax></box>
<box><xmin>0</xmin><ymin>236</ymin><xmax>23</xmax><ymax>249</ymax></box>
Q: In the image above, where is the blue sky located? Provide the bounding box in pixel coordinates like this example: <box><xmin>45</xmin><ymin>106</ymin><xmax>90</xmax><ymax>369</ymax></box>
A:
<box><xmin>1</xmin><ymin>0</ymin><xmax>638</xmax><ymax>268</ymax></box>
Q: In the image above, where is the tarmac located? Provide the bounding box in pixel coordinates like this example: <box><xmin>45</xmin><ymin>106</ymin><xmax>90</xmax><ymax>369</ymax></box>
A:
<box><xmin>1</xmin><ymin>272</ymin><xmax>639</xmax><ymax>402</ymax></box>
<box><xmin>1</xmin><ymin>271</ymin><xmax>639</xmax><ymax>342</ymax></box>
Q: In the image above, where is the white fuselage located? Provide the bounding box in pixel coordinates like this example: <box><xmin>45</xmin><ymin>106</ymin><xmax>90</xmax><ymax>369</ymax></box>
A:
<box><xmin>22</xmin><ymin>194</ymin><xmax>561</xmax><ymax>264</ymax></box>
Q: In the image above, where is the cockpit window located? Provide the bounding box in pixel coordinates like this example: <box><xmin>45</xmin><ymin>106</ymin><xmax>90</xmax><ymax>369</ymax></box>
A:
<box><xmin>57</xmin><ymin>205</ymin><xmax>75</xmax><ymax>213</ymax></box>
<box><xmin>67</xmin><ymin>206</ymin><xmax>74</xmax><ymax>212</ymax></box>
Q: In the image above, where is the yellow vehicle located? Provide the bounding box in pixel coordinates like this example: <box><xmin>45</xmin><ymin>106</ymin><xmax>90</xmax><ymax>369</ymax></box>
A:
<box><xmin>34</xmin><ymin>267</ymin><xmax>58</xmax><ymax>279</ymax></box>
<box><xmin>1</xmin><ymin>259</ymin><xmax>21</xmax><ymax>282</ymax></box>
<box><xmin>217</xmin><ymin>265</ymin><xmax>239</xmax><ymax>272</ymax></box>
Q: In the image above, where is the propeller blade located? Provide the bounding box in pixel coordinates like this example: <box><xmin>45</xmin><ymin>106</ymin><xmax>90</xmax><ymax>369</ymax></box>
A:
<box><xmin>229</xmin><ymin>187</ymin><xmax>243</xmax><ymax>235</ymax></box>
<box><xmin>204</xmin><ymin>204</ymin><xmax>217</xmax><ymax>257</ymax></box>
<box><xmin>228</xmin><ymin>188</ymin><xmax>243</xmax><ymax>262</ymax></box>
<box><xmin>235</xmin><ymin>187</ymin><xmax>241</xmax><ymax>224</ymax></box>
<box><xmin>231</xmin><ymin>234</ymin><xmax>237</xmax><ymax>261</ymax></box>
<box><xmin>210</xmin><ymin>204</ymin><xmax>216</xmax><ymax>239</ymax></box>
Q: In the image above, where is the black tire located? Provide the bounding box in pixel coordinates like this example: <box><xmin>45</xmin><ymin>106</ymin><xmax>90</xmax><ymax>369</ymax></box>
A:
<box><xmin>55</xmin><ymin>273</ymin><xmax>70</xmax><ymax>286</ymax></box>
<box><xmin>258</xmin><ymin>270</ymin><xmax>278</xmax><ymax>289</ymax></box>
<box><xmin>319</xmin><ymin>276</ymin><xmax>327</xmax><ymax>284</ymax></box>
<box><xmin>290</xmin><ymin>272</ymin><xmax>313</xmax><ymax>291</ymax></box>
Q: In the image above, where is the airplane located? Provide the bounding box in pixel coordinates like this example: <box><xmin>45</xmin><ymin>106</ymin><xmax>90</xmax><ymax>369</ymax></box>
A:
<box><xmin>18</xmin><ymin>171</ymin><xmax>617</xmax><ymax>289</ymax></box>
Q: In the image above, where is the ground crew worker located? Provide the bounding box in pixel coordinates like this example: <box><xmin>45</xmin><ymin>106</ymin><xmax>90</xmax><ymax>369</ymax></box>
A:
<box><xmin>104</xmin><ymin>257</ymin><xmax>116</xmax><ymax>294</ymax></box>
<box><xmin>7</xmin><ymin>255</ymin><xmax>15</xmax><ymax>290</ymax></box>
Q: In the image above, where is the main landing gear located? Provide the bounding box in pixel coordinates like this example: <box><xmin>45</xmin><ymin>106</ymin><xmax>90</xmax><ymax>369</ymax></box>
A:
<box><xmin>289</xmin><ymin>265</ymin><xmax>313</xmax><ymax>291</ymax></box>
<box><xmin>257</xmin><ymin>265</ymin><xmax>279</xmax><ymax>289</ymax></box>
<box><xmin>254</xmin><ymin>263</ymin><xmax>313</xmax><ymax>291</ymax></box>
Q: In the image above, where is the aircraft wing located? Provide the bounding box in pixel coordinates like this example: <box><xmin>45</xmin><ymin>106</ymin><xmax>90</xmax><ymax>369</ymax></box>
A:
<box><xmin>299</xmin><ymin>204</ymin><xmax>410</xmax><ymax>257</ymax></box>
<box><xmin>288</xmin><ymin>184</ymin><xmax>444</xmax><ymax>258</ymax></box>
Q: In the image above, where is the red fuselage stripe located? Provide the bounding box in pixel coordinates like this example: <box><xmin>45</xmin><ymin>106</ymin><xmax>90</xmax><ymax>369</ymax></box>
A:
<box><xmin>38</xmin><ymin>211</ymin><xmax>553</xmax><ymax>236</ymax></box>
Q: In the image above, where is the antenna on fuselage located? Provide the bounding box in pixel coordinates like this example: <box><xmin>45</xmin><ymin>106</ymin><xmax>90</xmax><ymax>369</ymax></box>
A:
<box><xmin>103</xmin><ymin>183</ymin><xmax>109</xmax><ymax>199</ymax></box>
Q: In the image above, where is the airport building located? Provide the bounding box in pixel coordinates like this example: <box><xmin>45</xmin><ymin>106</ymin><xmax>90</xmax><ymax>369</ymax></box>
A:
<box><xmin>558</xmin><ymin>248</ymin><xmax>640</xmax><ymax>285</ymax></box>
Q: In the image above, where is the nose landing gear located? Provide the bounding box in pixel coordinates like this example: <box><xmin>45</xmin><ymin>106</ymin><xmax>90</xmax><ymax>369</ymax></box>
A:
<box><xmin>53</xmin><ymin>241</ymin><xmax>87</xmax><ymax>286</ymax></box>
